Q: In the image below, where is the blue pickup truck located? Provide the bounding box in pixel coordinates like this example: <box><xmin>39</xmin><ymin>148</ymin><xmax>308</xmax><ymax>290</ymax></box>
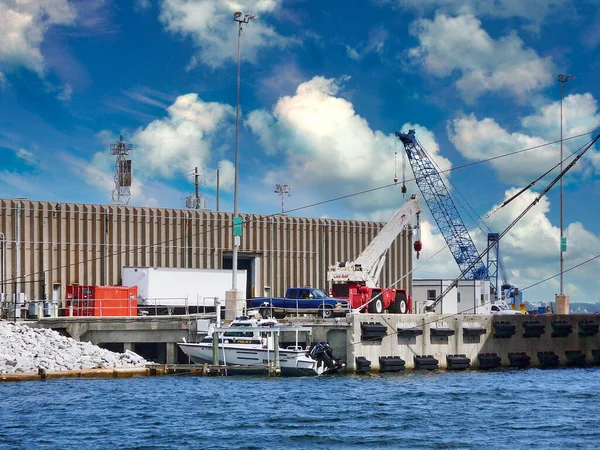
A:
<box><xmin>247</xmin><ymin>287</ymin><xmax>349</xmax><ymax>319</ymax></box>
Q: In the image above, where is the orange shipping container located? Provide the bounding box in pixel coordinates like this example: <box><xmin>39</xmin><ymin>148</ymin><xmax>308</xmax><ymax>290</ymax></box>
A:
<box><xmin>65</xmin><ymin>285</ymin><xmax>138</xmax><ymax>317</ymax></box>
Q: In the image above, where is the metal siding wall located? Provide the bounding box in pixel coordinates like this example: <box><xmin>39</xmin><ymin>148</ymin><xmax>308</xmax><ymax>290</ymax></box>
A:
<box><xmin>0</xmin><ymin>199</ymin><xmax>413</xmax><ymax>303</ymax></box>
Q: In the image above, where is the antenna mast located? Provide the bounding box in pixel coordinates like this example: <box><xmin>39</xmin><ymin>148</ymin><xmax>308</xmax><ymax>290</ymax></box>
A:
<box><xmin>186</xmin><ymin>167</ymin><xmax>208</xmax><ymax>210</ymax></box>
<box><xmin>274</xmin><ymin>184</ymin><xmax>291</xmax><ymax>214</ymax></box>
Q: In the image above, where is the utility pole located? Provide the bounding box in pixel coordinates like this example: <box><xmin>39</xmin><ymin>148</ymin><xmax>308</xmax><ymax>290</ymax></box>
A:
<box><xmin>216</xmin><ymin>169</ymin><xmax>220</xmax><ymax>212</ymax></box>
<box><xmin>557</xmin><ymin>73</ymin><xmax>574</xmax><ymax>314</ymax></box>
<box><xmin>194</xmin><ymin>167</ymin><xmax>200</xmax><ymax>206</ymax></box>
<box><xmin>226</xmin><ymin>11</ymin><xmax>255</xmax><ymax>321</ymax></box>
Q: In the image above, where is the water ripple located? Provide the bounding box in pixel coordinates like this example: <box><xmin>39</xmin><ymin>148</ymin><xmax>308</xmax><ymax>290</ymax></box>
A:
<box><xmin>1</xmin><ymin>368</ymin><xmax>599</xmax><ymax>449</ymax></box>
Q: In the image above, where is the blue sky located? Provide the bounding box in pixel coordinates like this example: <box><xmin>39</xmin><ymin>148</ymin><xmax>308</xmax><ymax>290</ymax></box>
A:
<box><xmin>1</xmin><ymin>0</ymin><xmax>600</xmax><ymax>305</ymax></box>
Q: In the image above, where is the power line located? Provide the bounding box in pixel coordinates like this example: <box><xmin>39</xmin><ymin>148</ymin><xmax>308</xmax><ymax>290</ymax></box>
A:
<box><xmin>2</xmin><ymin>130</ymin><xmax>598</xmax><ymax>286</ymax></box>
<box><xmin>520</xmin><ymin>253</ymin><xmax>600</xmax><ymax>292</ymax></box>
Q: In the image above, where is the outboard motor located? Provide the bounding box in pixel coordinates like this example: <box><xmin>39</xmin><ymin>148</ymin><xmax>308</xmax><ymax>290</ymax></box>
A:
<box><xmin>258</xmin><ymin>303</ymin><xmax>275</xmax><ymax>319</ymax></box>
<box><xmin>308</xmin><ymin>342</ymin><xmax>345</xmax><ymax>373</ymax></box>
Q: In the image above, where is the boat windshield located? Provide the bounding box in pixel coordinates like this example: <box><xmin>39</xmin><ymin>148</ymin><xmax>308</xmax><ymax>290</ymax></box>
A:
<box><xmin>223</xmin><ymin>331</ymin><xmax>255</xmax><ymax>337</ymax></box>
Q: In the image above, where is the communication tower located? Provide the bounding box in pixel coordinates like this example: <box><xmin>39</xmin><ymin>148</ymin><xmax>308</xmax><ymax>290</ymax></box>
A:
<box><xmin>186</xmin><ymin>167</ymin><xmax>208</xmax><ymax>210</ymax></box>
<box><xmin>274</xmin><ymin>184</ymin><xmax>291</xmax><ymax>214</ymax></box>
<box><xmin>110</xmin><ymin>135</ymin><xmax>133</xmax><ymax>205</ymax></box>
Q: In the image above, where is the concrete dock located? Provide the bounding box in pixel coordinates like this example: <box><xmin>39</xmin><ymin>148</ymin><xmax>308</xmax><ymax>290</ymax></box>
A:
<box><xmin>16</xmin><ymin>312</ymin><xmax>600</xmax><ymax>374</ymax></box>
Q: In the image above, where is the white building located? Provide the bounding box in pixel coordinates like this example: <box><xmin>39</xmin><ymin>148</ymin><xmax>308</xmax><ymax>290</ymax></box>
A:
<box><xmin>412</xmin><ymin>279</ymin><xmax>491</xmax><ymax>314</ymax></box>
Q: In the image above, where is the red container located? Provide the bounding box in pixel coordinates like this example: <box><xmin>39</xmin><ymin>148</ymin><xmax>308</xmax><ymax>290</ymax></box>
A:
<box><xmin>65</xmin><ymin>285</ymin><xmax>138</xmax><ymax>317</ymax></box>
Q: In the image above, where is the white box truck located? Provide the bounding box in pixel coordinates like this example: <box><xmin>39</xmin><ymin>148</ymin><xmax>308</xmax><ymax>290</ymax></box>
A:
<box><xmin>122</xmin><ymin>267</ymin><xmax>247</xmax><ymax>314</ymax></box>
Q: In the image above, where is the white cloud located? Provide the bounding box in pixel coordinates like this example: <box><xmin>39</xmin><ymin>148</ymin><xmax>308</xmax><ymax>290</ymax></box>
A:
<box><xmin>159</xmin><ymin>0</ymin><xmax>289</xmax><ymax>69</ymax></box>
<box><xmin>448</xmin><ymin>93</ymin><xmax>600</xmax><ymax>185</ymax></box>
<box><xmin>134</xmin><ymin>0</ymin><xmax>151</xmax><ymax>11</ymax></box>
<box><xmin>0</xmin><ymin>0</ymin><xmax>76</xmax><ymax>75</ymax></box>
<box><xmin>521</xmin><ymin>93</ymin><xmax>600</xmax><ymax>139</ymax></box>
<box><xmin>345</xmin><ymin>45</ymin><xmax>360</xmax><ymax>61</ymax></box>
<box><xmin>16</xmin><ymin>148</ymin><xmax>38</xmax><ymax>165</ymax></box>
<box><xmin>448</xmin><ymin>114</ymin><xmax>554</xmax><ymax>185</ymax></box>
<box><xmin>129</xmin><ymin>93</ymin><xmax>235</xmax><ymax>187</ymax></box>
<box><xmin>408</xmin><ymin>14</ymin><xmax>554</xmax><ymax>103</ymax></box>
<box><xmin>57</xmin><ymin>83</ymin><xmax>73</xmax><ymax>101</ymax></box>
<box><xmin>0</xmin><ymin>171</ymin><xmax>41</xmax><ymax>197</ymax></box>
<box><xmin>246</xmin><ymin>76</ymin><xmax>450</xmax><ymax>213</ymax></box>
<box><xmin>65</xmin><ymin>151</ymin><xmax>184</xmax><ymax>207</ymax></box>
<box><xmin>344</xmin><ymin>26</ymin><xmax>389</xmax><ymax>61</ymax></box>
<box><xmin>388</xmin><ymin>0</ymin><xmax>569</xmax><ymax>28</ymax></box>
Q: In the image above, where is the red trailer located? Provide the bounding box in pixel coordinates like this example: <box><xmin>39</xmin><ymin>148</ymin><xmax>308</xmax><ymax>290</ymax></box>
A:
<box><xmin>65</xmin><ymin>285</ymin><xmax>138</xmax><ymax>317</ymax></box>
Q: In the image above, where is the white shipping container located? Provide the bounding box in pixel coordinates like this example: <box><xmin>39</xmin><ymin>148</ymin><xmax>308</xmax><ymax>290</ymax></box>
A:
<box><xmin>122</xmin><ymin>267</ymin><xmax>247</xmax><ymax>308</ymax></box>
<box><xmin>413</xmin><ymin>279</ymin><xmax>490</xmax><ymax>314</ymax></box>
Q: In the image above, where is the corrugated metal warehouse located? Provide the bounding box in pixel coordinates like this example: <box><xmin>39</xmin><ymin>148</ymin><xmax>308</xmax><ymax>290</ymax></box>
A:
<box><xmin>0</xmin><ymin>198</ymin><xmax>414</xmax><ymax>310</ymax></box>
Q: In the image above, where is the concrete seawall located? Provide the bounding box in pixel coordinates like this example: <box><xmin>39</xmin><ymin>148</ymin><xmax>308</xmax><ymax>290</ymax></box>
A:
<box><xmin>343</xmin><ymin>313</ymin><xmax>600</xmax><ymax>371</ymax></box>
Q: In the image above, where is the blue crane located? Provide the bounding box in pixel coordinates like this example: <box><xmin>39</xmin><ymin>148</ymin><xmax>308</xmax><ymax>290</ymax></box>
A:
<box><xmin>395</xmin><ymin>129</ymin><xmax>489</xmax><ymax>281</ymax></box>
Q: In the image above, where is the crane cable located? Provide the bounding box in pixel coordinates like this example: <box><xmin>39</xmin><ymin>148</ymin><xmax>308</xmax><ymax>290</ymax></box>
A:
<box><xmin>425</xmin><ymin>134</ymin><xmax>600</xmax><ymax>312</ymax></box>
<box><xmin>484</xmin><ymin>138</ymin><xmax>591</xmax><ymax>219</ymax></box>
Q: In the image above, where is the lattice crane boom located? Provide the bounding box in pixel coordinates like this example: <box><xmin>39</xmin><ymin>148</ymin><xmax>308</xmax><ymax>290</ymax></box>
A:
<box><xmin>395</xmin><ymin>129</ymin><xmax>488</xmax><ymax>280</ymax></box>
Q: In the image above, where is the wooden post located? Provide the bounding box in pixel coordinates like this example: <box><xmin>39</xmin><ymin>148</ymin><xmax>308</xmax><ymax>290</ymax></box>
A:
<box><xmin>212</xmin><ymin>330</ymin><xmax>219</xmax><ymax>365</ymax></box>
<box><xmin>274</xmin><ymin>330</ymin><xmax>280</xmax><ymax>371</ymax></box>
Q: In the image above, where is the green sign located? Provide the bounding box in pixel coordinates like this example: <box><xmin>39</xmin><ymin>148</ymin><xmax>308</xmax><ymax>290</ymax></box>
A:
<box><xmin>561</xmin><ymin>236</ymin><xmax>567</xmax><ymax>252</ymax></box>
<box><xmin>233</xmin><ymin>216</ymin><xmax>243</xmax><ymax>237</ymax></box>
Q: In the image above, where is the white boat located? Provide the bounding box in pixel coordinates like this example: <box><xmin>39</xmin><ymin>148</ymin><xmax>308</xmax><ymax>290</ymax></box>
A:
<box><xmin>178</xmin><ymin>316</ymin><xmax>343</xmax><ymax>376</ymax></box>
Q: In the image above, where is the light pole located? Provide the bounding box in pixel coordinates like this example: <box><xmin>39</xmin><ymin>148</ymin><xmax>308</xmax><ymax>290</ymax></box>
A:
<box><xmin>231</xmin><ymin>11</ymin><xmax>255</xmax><ymax>291</ymax></box>
<box><xmin>274</xmin><ymin>184</ymin><xmax>292</xmax><ymax>214</ymax></box>
<box><xmin>558</xmin><ymin>74</ymin><xmax>574</xmax><ymax>299</ymax></box>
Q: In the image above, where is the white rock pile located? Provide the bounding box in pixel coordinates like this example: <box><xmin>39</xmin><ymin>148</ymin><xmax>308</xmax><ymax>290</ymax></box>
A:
<box><xmin>0</xmin><ymin>321</ymin><xmax>149</xmax><ymax>374</ymax></box>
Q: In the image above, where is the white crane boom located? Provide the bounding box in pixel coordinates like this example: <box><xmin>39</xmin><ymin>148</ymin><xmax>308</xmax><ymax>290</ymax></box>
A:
<box><xmin>328</xmin><ymin>194</ymin><xmax>421</xmax><ymax>287</ymax></box>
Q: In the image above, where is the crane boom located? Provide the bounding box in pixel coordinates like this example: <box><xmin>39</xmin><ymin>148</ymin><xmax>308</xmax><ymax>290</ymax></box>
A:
<box><xmin>328</xmin><ymin>194</ymin><xmax>421</xmax><ymax>287</ymax></box>
<box><xmin>395</xmin><ymin>129</ymin><xmax>488</xmax><ymax>280</ymax></box>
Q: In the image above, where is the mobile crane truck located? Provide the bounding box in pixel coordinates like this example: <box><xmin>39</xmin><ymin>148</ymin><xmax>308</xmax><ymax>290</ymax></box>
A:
<box><xmin>327</xmin><ymin>194</ymin><xmax>421</xmax><ymax>314</ymax></box>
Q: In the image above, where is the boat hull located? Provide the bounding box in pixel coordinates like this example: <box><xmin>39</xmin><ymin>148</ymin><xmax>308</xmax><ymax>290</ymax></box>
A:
<box><xmin>178</xmin><ymin>342</ymin><xmax>323</xmax><ymax>376</ymax></box>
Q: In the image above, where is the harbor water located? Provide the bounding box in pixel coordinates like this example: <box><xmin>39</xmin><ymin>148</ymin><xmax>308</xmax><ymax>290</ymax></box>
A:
<box><xmin>1</xmin><ymin>368</ymin><xmax>599</xmax><ymax>449</ymax></box>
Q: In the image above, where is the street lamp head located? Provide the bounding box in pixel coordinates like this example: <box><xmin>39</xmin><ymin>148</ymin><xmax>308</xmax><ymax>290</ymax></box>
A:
<box><xmin>234</xmin><ymin>11</ymin><xmax>256</xmax><ymax>23</ymax></box>
<box><xmin>558</xmin><ymin>74</ymin><xmax>575</xmax><ymax>83</ymax></box>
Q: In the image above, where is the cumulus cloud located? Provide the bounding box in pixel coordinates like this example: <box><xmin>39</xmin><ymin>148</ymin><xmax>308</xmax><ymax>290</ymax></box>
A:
<box><xmin>408</xmin><ymin>14</ymin><xmax>554</xmax><ymax>103</ymax></box>
<box><xmin>246</xmin><ymin>76</ymin><xmax>450</xmax><ymax>213</ymax></box>
<box><xmin>448</xmin><ymin>93</ymin><xmax>600</xmax><ymax>185</ymax></box>
<box><xmin>0</xmin><ymin>0</ymin><xmax>76</xmax><ymax>75</ymax></box>
<box><xmin>521</xmin><ymin>93</ymin><xmax>600</xmax><ymax>139</ymax></box>
<box><xmin>159</xmin><ymin>0</ymin><xmax>289</xmax><ymax>69</ymax></box>
<box><xmin>388</xmin><ymin>0</ymin><xmax>569</xmax><ymax>28</ymax></box>
<box><xmin>129</xmin><ymin>93</ymin><xmax>235</xmax><ymax>187</ymax></box>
